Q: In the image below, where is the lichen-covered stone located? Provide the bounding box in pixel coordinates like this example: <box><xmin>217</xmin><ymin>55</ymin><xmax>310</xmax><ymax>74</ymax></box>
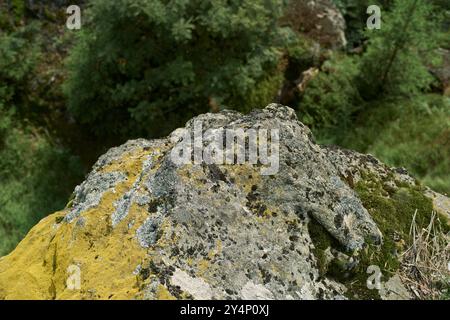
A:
<box><xmin>323</xmin><ymin>145</ymin><xmax>450</xmax><ymax>220</ymax></box>
<box><xmin>0</xmin><ymin>104</ymin><xmax>447</xmax><ymax>300</ymax></box>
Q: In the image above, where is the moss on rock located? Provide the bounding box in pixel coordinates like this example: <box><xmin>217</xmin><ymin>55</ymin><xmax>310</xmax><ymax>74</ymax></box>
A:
<box><xmin>308</xmin><ymin>170</ymin><xmax>449</xmax><ymax>299</ymax></box>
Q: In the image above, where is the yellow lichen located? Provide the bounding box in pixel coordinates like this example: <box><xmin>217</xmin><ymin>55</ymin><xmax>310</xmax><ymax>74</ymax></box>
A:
<box><xmin>197</xmin><ymin>259</ymin><xmax>210</xmax><ymax>277</ymax></box>
<box><xmin>156</xmin><ymin>284</ymin><xmax>176</xmax><ymax>300</ymax></box>
<box><xmin>223</xmin><ymin>164</ymin><xmax>261</xmax><ymax>194</ymax></box>
<box><xmin>0</xmin><ymin>146</ymin><xmax>157</xmax><ymax>300</ymax></box>
<box><xmin>207</xmin><ymin>240</ymin><xmax>222</xmax><ymax>260</ymax></box>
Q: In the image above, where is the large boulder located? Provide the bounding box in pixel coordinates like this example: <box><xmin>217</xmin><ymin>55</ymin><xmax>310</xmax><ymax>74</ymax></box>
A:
<box><xmin>283</xmin><ymin>0</ymin><xmax>347</xmax><ymax>49</ymax></box>
<box><xmin>0</xmin><ymin>105</ymin><xmax>447</xmax><ymax>300</ymax></box>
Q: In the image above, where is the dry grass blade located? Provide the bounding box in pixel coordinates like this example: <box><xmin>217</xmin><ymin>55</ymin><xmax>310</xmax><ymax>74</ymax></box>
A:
<box><xmin>400</xmin><ymin>211</ymin><xmax>450</xmax><ymax>300</ymax></box>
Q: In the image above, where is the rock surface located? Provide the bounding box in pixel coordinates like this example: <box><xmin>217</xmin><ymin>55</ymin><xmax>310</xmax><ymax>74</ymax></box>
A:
<box><xmin>323</xmin><ymin>145</ymin><xmax>449</xmax><ymax>220</ymax></box>
<box><xmin>283</xmin><ymin>0</ymin><xmax>347</xmax><ymax>49</ymax></box>
<box><xmin>0</xmin><ymin>104</ymin><xmax>448</xmax><ymax>300</ymax></box>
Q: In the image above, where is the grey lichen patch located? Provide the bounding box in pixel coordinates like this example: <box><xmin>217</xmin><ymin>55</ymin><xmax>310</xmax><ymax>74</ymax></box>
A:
<box><xmin>64</xmin><ymin>171</ymin><xmax>127</xmax><ymax>223</ymax></box>
<box><xmin>111</xmin><ymin>192</ymin><xmax>133</xmax><ymax>227</ymax></box>
<box><xmin>75</xmin><ymin>217</ymin><xmax>86</xmax><ymax>228</ymax></box>
<box><xmin>240</xmin><ymin>281</ymin><xmax>274</xmax><ymax>300</ymax></box>
<box><xmin>170</xmin><ymin>269</ymin><xmax>214</xmax><ymax>300</ymax></box>
<box><xmin>90</xmin><ymin>139</ymin><xmax>155</xmax><ymax>173</ymax></box>
<box><xmin>136</xmin><ymin>217</ymin><xmax>162</xmax><ymax>248</ymax></box>
<box><xmin>425</xmin><ymin>189</ymin><xmax>450</xmax><ymax>220</ymax></box>
<box><xmin>111</xmin><ymin>157</ymin><xmax>154</xmax><ymax>227</ymax></box>
<box><xmin>322</xmin><ymin>145</ymin><xmax>417</xmax><ymax>190</ymax></box>
<box><xmin>145</xmin><ymin>157</ymin><xmax>180</xmax><ymax>200</ymax></box>
<box><xmin>133</xmin><ymin>264</ymin><xmax>142</xmax><ymax>276</ymax></box>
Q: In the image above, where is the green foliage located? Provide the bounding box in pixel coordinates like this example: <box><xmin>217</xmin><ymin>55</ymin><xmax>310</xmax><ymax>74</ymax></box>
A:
<box><xmin>358</xmin><ymin>0</ymin><xmax>442</xmax><ymax>99</ymax></box>
<box><xmin>307</xmin><ymin>218</ymin><xmax>340</xmax><ymax>277</ymax></box>
<box><xmin>64</xmin><ymin>0</ymin><xmax>292</xmax><ymax>139</ymax></box>
<box><xmin>432</xmin><ymin>0</ymin><xmax>450</xmax><ymax>11</ymax></box>
<box><xmin>232</xmin><ymin>63</ymin><xmax>286</xmax><ymax>113</ymax></box>
<box><xmin>0</xmin><ymin>20</ymin><xmax>84</xmax><ymax>256</ymax></box>
<box><xmin>0</xmin><ymin>23</ymin><xmax>42</xmax><ymax>113</ymax></box>
<box><xmin>11</xmin><ymin>0</ymin><xmax>26</xmax><ymax>20</ymax></box>
<box><xmin>0</xmin><ymin>108</ymin><xmax>84</xmax><ymax>256</ymax></box>
<box><xmin>297</xmin><ymin>54</ymin><xmax>362</xmax><ymax>134</ymax></box>
<box><xmin>442</xmin><ymin>282</ymin><xmax>450</xmax><ymax>300</ymax></box>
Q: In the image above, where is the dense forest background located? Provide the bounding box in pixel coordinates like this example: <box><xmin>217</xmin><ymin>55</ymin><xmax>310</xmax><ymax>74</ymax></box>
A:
<box><xmin>0</xmin><ymin>0</ymin><xmax>449</xmax><ymax>255</ymax></box>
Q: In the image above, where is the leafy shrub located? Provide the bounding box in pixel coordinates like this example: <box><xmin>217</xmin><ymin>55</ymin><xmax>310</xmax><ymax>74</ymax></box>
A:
<box><xmin>358</xmin><ymin>0</ymin><xmax>442</xmax><ymax>99</ymax></box>
<box><xmin>0</xmin><ymin>22</ymin><xmax>42</xmax><ymax>114</ymax></box>
<box><xmin>0</xmin><ymin>107</ymin><xmax>84</xmax><ymax>256</ymax></box>
<box><xmin>64</xmin><ymin>0</ymin><xmax>292</xmax><ymax>139</ymax></box>
<box><xmin>0</xmin><ymin>21</ymin><xmax>84</xmax><ymax>256</ymax></box>
<box><xmin>296</xmin><ymin>54</ymin><xmax>362</xmax><ymax>136</ymax></box>
<box><xmin>231</xmin><ymin>60</ymin><xmax>287</xmax><ymax>114</ymax></box>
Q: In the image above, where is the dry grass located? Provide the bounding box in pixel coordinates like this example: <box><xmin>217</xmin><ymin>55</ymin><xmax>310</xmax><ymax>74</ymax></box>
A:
<box><xmin>400</xmin><ymin>210</ymin><xmax>450</xmax><ymax>300</ymax></box>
